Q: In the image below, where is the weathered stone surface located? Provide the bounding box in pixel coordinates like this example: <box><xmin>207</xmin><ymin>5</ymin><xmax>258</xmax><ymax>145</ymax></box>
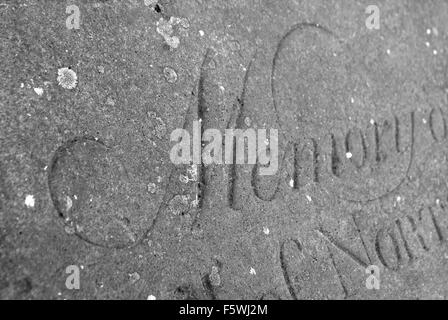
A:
<box><xmin>1</xmin><ymin>0</ymin><xmax>448</xmax><ymax>299</ymax></box>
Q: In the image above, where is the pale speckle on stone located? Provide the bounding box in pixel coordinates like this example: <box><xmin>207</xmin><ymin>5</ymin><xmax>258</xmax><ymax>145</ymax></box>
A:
<box><xmin>129</xmin><ymin>272</ymin><xmax>140</xmax><ymax>284</ymax></box>
<box><xmin>64</xmin><ymin>225</ymin><xmax>76</xmax><ymax>235</ymax></box>
<box><xmin>147</xmin><ymin>295</ymin><xmax>157</xmax><ymax>300</ymax></box>
<box><xmin>306</xmin><ymin>195</ymin><xmax>312</xmax><ymax>202</ymax></box>
<box><xmin>250</xmin><ymin>267</ymin><xmax>256</xmax><ymax>275</ymax></box>
<box><xmin>144</xmin><ymin>0</ymin><xmax>157</xmax><ymax>6</ymax></box>
<box><xmin>25</xmin><ymin>194</ymin><xmax>35</xmax><ymax>208</ymax></box>
<box><xmin>346</xmin><ymin>152</ymin><xmax>353</xmax><ymax>159</ymax></box>
<box><xmin>66</xmin><ymin>196</ymin><xmax>73</xmax><ymax>211</ymax></box>
<box><xmin>263</xmin><ymin>227</ymin><xmax>270</xmax><ymax>235</ymax></box>
<box><xmin>432</xmin><ymin>27</ymin><xmax>439</xmax><ymax>36</ymax></box>
<box><xmin>163</xmin><ymin>66</ymin><xmax>178</xmax><ymax>83</ymax></box>
<box><xmin>289</xmin><ymin>179</ymin><xmax>294</xmax><ymax>188</ymax></box>
<box><xmin>156</xmin><ymin>17</ymin><xmax>187</xmax><ymax>49</ymax></box>
<box><xmin>179</xmin><ymin>174</ymin><xmax>189</xmax><ymax>184</ymax></box>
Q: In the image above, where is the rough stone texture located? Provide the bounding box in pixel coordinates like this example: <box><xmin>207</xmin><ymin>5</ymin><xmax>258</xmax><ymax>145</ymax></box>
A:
<box><xmin>1</xmin><ymin>0</ymin><xmax>448</xmax><ymax>299</ymax></box>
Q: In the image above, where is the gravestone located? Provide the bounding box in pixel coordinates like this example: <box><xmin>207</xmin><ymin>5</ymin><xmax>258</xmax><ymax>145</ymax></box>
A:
<box><xmin>1</xmin><ymin>0</ymin><xmax>448</xmax><ymax>299</ymax></box>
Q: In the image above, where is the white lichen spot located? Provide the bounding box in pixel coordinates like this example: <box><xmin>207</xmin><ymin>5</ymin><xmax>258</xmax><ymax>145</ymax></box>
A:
<box><xmin>433</xmin><ymin>49</ymin><xmax>438</xmax><ymax>55</ymax></box>
<box><xmin>305</xmin><ymin>195</ymin><xmax>312</xmax><ymax>202</ymax></box>
<box><xmin>144</xmin><ymin>0</ymin><xmax>157</xmax><ymax>6</ymax></box>
<box><xmin>147</xmin><ymin>111</ymin><xmax>167</xmax><ymax>139</ymax></box>
<box><xmin>250</xmin><ymin>267</ymin><xmax>256</xmax><ymax>275</ymax></box>
<box><xmin>263</xmin><ymin>227</ymin><xmax>270</xmax><ymax>235</ymax></box>
<box><xmin>147</xmin><ymin>295</ymin><xmax>157</xmax><ymax>300</ymax></box>
<box><xmin>165</xmin><ymin>36</ymin><xmax>180</xmax><ymax>48</ymax></box>
<box><xmin>147</xmin><ymin>182</ymin><xmax>157</xmax><ymax>194</ymax></box>
<box><xmin>156</xmin><ymin>17</ymin><xmax>172</xmax><ymax>36</ymax></box>
<box><xmin>426</xmin><ymin>28</ymin><xmax>432</xmax><ymax>35</ymax></box>
<box><xmin>25</xmin><ymin>194</ymin><xmax>35</xmax><ymax>208</ymax></box>
<box><xmin>168</xmin><ymin>194</ymin><xmax>190</xmax><ymax>215</ymax></box>
<box><xmin>64</xmin><ymin>225</ymin><xmax>76</xmax><ymax>235</ymax></box>
<box><xmin>177</xmin><ymin>17</ymin><xmax>190</xmax><ymax>29</ymax></box>
<box><xmin>386</xmin><ymin>49</ymin><xmax>391</xmax><ymax>55</ymax></box>
<box><xmin>129</xmin><ymin>272</ymin><xmax>140</xmax><ymax>284</ymax></box>
<box><xmin>163</xmin><ymin>66</ymin><xmax>178</xmax><ymax>83</ymax></box>
<box><xmin>346</xmin><ymin>152</ymin><xmax>353</xmax><ymax>159</ymax></box>
<box><xmin>423</xmin><ymin>118</ymin><xmax>427</xmax><ymax>124</ymax></box>
<box><xmin>432</xmin><ymin>27</ymin><xmax>439</xmax><ymax>36</ymax></box>
<box><xmin>199</xmin><ymin>30</ymin><xmax>205</xmax><ymax>37</ymax></box>
<box><xmin>57</xmin><ymin>67</ymin><xmax>77</xmax><ymax>90</ymax></box>
<box><xmin>33</xmin><ymin>87</ymin><xmax>43</xmax><ymax>96</ymax></box>
<box><xmin>350</xmin><ymin>97</ymin><xmax>355</xmax><ymax>104</ymax></box>
<box><xmin>66</xmin><ymin>196</ymin><xmax>73</xmax><ymax>211</ymax></box>
<box><xmin>370</xmin><ymin>119</ymin><xmax>375</xmax><ymax>125</ymax></box>
<box><xmin>106</xmin><ymin>96</ymin><xmax>115</xmax><ymax>106</ymax></box>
